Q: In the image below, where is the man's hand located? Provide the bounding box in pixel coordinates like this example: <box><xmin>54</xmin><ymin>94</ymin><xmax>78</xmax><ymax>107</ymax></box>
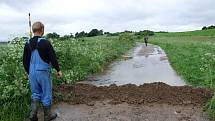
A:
<box><xmin>56</xmin><ymin>71</ymin><xmax>63</xmax><ymax>78</ymax></box>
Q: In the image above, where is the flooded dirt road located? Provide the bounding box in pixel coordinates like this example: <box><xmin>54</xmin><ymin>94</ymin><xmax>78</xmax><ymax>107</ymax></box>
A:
<box><xmin>36</xmin><ymin>44</ymin><xmax>213</xmax><ymax>121</ymax></box>
<box><xmin>80</xmin><ymin>44</ymin><xmax>186</xmax><ymax>86</ymax></box>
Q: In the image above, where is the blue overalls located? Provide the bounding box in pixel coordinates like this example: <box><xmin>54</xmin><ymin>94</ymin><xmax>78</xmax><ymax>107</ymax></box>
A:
<box><xmin>28</xmin><ymin>38</ymin><xmax>52</xmax><ymax>106</ymax></box>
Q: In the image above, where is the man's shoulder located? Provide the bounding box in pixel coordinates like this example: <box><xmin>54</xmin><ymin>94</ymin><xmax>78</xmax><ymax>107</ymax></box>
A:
<box><xmin>38</xmin><ymin>38</ymin><xmax>50</xmax><ymax>44</ymax></box>
<box><xmin>38</xmin><ymin>38</ymin><xmax>52</xmax><ymax>48</ymax></box>
<box><xmin>38</xmin><ymin>37</ymin><xmax>47</xmax><ymax>42</ymax></box>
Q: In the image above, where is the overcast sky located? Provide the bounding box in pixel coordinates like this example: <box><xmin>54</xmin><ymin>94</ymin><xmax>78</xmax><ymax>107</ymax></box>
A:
<box><xmin>0</xmin><ymin>0</ymin><xmax>214</xmax><ymax>41</ymax></box>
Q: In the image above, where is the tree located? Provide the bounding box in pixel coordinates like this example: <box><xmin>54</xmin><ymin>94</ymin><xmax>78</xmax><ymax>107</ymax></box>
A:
<box><xmin>135</xmin><ymin>30</ymin><xmax>154</xmax><ymax>36</ymax></box>
<box><xmin>124</xmin><ymin>30</ymin><xmax>133</xmax><ymax>33</ymax></box>
<box><xmin>88</xmin><ymin>29</ymin><xmax>103</xmax><ymax>37</ymax></box>
<box><xmin>104</xmin><ymin>32</ymin><xmax>110</xmax><ymax>34</ymax></box>
<box><xmin>75</xmin><ymin>31</ymin><xmax>87</xmax><ymax>38</ymax></box>
<box><xmin>46</xmin><ymin>32</ymin><xmax>60</xmax><ymax>39</ymax></box>
<box><xmin>202</xmin><ymin>25</ymin><xmax>215</xmax><ymax>30</ymax></box>
<box><xmin>99</xmin><ymin>30</ymin><xmax>104</xmax><ymax>35</ymax></box>
<box><xmin>202</xmin><ymin>26</ymin><xmax>207</xmax><ymax>30</ymax></box>
<box><xmin>69</xmin><ymin>33</ymin><xmax>74</xmax><ymax>38</ymax></box>
<box><xmin>208</xmin><ymin>25</ymin><xmax>215</xmax><ymax>29</ymax></box>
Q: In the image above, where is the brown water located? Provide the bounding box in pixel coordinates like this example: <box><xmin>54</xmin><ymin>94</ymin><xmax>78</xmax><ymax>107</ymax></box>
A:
<box><xmin>80</xmin><ymin>43</ymin><xmax>186</xmax><ymax>86</ymax></box>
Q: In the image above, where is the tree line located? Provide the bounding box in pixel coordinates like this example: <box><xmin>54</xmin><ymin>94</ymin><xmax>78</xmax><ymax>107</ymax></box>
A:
<box><xmin>45</xmin><ymin>29</ymin><xmax>155</xmax><ymax>40</ymax></box>
<box><xmin>202</xmin><ymin>25</ymin><xmax>215</xmax><ymax>30</ymax></box>
<box><xmin>46</xmin><ymin>29</ymin><xmax>104</xmax><ymax>39</ymax></box>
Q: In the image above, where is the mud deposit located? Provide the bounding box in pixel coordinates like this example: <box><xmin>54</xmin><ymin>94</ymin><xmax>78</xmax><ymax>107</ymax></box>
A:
<box><xmin>47</xmin><ymin>83</ymin><xmax>214</xmax><ymax>121</ymax></box>
<box><xmin>54</xmin><ymin>82</ymin><xmax>213</xmax><ymax>106</ymax></box>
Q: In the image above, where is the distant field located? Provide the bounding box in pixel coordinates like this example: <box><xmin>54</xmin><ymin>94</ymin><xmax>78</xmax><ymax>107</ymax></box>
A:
<box><xmin>152</xmin><ymin>30</ymin><xmax>215</xmax><ymax>87</ymax></box>
<box><xmin>156</xmin><ymin>29</ymin><xmax>215</xmax><ymax>37</ymax></box>
<box><xmin>150</xmin><ymin>29</ymin><xmax>215</xmax><ymax>118</ymax></box>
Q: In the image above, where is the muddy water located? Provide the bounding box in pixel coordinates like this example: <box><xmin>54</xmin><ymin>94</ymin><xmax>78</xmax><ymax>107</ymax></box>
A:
<box><xmin>81</xmin><ymin>43</ymin><xmax>186</xmax><ymax>86</ymax></box>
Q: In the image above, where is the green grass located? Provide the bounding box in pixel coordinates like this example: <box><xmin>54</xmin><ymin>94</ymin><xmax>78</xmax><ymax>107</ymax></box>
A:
<box><xmin>0</xmin><ymin>96</ymin><xmax>30</xmax><ymax>121</ymax></box>
<box><xmin>150</xmin><ymin>29</ymin><xmax>215</xmax><ymax>120</ymax></box>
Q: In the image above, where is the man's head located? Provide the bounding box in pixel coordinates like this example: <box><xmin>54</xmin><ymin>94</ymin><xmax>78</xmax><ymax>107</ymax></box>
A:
<box><xmin>32</xmin><ymin>21</ymin><xmax>44</xmax><ymax>36</ymax></box>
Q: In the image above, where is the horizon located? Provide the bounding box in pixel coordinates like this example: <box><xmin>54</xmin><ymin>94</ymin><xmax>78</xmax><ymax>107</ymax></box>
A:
<box><xmin>0</xmin><ymin>28</ymin><xmax>206</xmax><ymax>42</ymax></box>
<box><xmin>0</xmin><ymin>0</ymin><xmax>215</xmax><ymax>42</ymax></box>
<box><xmin>0</xmin><ymin>28</ymin><xmax>213</xmax><ymax>42</ymax></box>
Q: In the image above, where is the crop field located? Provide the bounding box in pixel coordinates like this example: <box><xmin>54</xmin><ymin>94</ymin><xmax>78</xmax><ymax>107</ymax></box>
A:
<box><xmin>149</xmin><ymin>29</ymin><xmax>215</xmax><ymax>118</ymax></box>
<box><xmin>0</xmin><ymin>34</ymin><xmax>135</xmax><ymax>121</ymax></box>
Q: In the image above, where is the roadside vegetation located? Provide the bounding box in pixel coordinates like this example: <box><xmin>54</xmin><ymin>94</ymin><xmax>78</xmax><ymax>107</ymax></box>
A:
<box><xmin>149</xmin><ymin>29</ymin><xmax>215</xmax><ymax>120</ymax></box>
<box><xmin>0</xmin><ymin>33</ymin><xmax>135</xmax><ymax>121</ymax></box>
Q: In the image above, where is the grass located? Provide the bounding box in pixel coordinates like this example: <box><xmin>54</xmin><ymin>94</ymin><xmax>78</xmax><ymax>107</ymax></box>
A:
<box><xmin>150</xmin><ymin>29</ymin><xmax>215</xmax><ymax>120</ymax></box>
<box><xmin>0</xmin><ymin>96</ymin><xmax>30</xmax><ymax>121</ymax></box>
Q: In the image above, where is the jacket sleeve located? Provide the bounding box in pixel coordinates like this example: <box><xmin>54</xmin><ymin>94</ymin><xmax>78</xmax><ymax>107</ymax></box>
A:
<box><xmin>47</xmin><ymin>41</ymin><xmax>60</xmax><ymax>72</ymax></box>
<box><xmin>23</xmin><ymin>43</ymin><xmax>31</xmax><ymax>74</ymax></box>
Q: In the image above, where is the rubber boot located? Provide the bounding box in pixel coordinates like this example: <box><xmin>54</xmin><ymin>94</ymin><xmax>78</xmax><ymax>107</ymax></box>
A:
<box><xmin>30</xmin><ymin>100</ymin><xmax>39</xmax><ymax>121</ymax></box>
<box><xmin>43</xmin><ymin>105</ymin><xmax>57</xmax><ymax>121</ymax></box>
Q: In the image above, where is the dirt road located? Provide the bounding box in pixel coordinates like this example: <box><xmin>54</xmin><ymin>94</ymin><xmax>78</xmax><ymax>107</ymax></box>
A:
<box><xmin>36</xmin><ymin>44</ymin><xmax>213</xmax><ymax>121</ymax></box>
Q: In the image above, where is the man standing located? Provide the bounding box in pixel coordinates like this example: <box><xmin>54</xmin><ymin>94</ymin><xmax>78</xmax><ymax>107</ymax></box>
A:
<box><xmin>144</xmin><ymin>35</ymin><xmax>149</xmax><ymax>47</ymax></box>
<box><xmin>23</xmin><ymin>22</ymin><xmax>62</xmax><ymax>121</ymax></box>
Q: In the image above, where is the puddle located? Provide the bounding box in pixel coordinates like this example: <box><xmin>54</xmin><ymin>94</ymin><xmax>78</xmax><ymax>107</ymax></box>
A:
<box><xmin>80</xmin><ymin>43</ymin><xmax>186</xmax><ymax>86</ymax></box>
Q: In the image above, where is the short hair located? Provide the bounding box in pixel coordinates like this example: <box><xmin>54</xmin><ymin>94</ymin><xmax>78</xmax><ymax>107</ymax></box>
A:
<box><xmin>32</xmin><ymin>21</ymin><xmax>44</xmax><ymax>33</ymax></box>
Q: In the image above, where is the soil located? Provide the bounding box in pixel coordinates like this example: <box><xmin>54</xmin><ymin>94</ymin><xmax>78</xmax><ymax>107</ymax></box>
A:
<box><xmin>52</xmin><ymin>102</ymin><xmax>210</xmax><ymax>121</ymax></box>
<box><xmin>49</xmin><ymin>82</ymin><xmax>214</xmax><ymax>121</ymax></box>
<box><xmin>54</xmin><ymin>82</ymin><xmax>213</xmax><ymax>106</ymax></box>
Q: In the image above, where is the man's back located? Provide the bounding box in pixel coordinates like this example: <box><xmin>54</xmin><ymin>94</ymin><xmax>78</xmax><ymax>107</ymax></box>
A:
<box><xmin>23</xmin><ymin>36</ymin><xmax>60</xmax><ymax>74</ymax></box>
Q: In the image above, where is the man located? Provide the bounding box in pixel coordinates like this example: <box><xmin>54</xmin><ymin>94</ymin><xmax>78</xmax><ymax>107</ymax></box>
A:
<box><xmin>23</xmin><ymin>21</ymin><xmax>62</xmax><ymax>121</ymax></box>
<box><xmin>144</xmin><ymin>35</ymin><xmax>149</xmax><ymax>47</ymax></box>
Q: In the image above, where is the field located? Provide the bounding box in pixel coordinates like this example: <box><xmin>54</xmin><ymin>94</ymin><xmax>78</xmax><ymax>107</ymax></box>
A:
<box><xmin>149</xmin><ymin>29</ymin><xmax>215</xmax><ymax>118</ymax></box>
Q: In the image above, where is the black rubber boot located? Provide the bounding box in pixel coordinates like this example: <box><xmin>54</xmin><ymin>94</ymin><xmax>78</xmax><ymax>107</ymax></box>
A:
<box><xmin>30</xmin><ymin>100</ymin><xmax>39</xmax><ymax>121</ymax></box>
<box><xmin>43</xmin><ymin>105</ymin><xmax>57</xmax><ymax>121</ymax></box>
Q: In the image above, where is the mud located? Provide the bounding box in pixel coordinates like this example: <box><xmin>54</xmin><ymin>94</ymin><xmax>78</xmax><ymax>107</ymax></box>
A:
<box><xmin>48</xmin><ymin>83</ymin><xmax>214</xmax><ymax>121</ymax></box>
<box><xmin>54</xmin><ymin>82</ymin><xmax>213</xmax><ymax>106</ymax></box>
<box><xmin>52</xmin><ymin>102</ymin><xmax>210</xmax><ymax>121</ymax></box>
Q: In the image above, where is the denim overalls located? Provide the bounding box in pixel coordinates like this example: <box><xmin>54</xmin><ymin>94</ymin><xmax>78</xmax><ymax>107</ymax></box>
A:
<box><xmin>28</xmin><ymin>38</ymin><xmax>52</xmax><ymax>106</ymax></box>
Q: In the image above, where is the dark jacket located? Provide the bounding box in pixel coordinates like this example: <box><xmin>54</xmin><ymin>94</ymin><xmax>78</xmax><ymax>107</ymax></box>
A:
<box><xmin>23</xmin><ymin>36</ymin><xmax>60</xmax><ymax>74</ymax></box>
